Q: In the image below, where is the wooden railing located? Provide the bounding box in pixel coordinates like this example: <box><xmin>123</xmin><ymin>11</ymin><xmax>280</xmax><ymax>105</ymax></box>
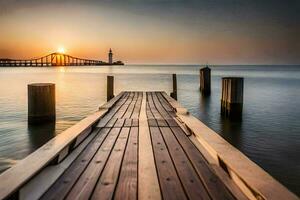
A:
<box><xmin>162</xmin><ymin>92</ymin><xmax>298</xmax><ymax>200</ymax></box>
<box><xmin>0</xmin><ymin>92</ymin><xmax>124</xmax><ymax>199</ymax></box>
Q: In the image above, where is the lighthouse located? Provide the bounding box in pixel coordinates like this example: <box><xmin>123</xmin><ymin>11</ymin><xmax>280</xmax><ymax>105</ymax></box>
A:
<box><xmin>108</xmin><ymin>48</ymin><xmax>113</xmax><ymax>64</ymax></box>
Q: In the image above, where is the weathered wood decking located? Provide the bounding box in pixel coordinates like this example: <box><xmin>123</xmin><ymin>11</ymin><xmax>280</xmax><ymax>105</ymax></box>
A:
<box><xmin>39</xmin><ymin>91</ymin><xmax>234</xmax><ymax>200</ymax></box>
<box><xmin>0</xmin><ymin>92</ymin><xmax>298</xmax><ymax>200</ymax></box>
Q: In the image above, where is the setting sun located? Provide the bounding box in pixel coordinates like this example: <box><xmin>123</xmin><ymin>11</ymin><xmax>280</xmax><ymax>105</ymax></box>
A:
<box><xmin>57</xmin><ymin>47</ymin><xmax>65</xmax><ymax>54</ymax></box>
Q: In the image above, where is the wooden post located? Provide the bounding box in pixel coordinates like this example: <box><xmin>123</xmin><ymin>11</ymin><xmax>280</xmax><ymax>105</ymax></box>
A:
<box><xmin>170</xmin><ymin>74</ymin><xmax>177</xmax><ymax>100</ymax></box>
<box><xmin>28</xmin><ymin>83</ymin><xmax>56</xmax><ymax>124</ymax></box>
<box><xmin>200</xmin><ymin>66</ymin><xmax>211</xmax><ymax>95</ymax></box>
<box><xmin>221</xmin><ymin>77</ymin><xmax>243</xmax><ymax>118</ymax></box>
<box><xmin>107</xmin><ymin>76</ymin><xmax>114</xmax><ymax>101</ymax></box>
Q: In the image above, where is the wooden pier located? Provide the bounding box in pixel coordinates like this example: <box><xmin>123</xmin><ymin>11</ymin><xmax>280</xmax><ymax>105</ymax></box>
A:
<box><xmin>0</xmin><ymin>92</ymin><xmax>298</xmax><ymax>200</ymax></box>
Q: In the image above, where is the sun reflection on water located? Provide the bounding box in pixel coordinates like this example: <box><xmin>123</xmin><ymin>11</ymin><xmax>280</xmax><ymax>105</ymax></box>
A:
<box><xmin>59</xmin><ymin>67</ymin><xmax>66</xmax><ymax>73</ymax></box>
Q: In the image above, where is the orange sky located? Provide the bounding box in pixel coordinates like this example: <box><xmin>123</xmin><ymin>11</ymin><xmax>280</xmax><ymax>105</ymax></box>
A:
<box><xmin>0</xmin><ymin>1</ymin><xmax>299</xmax><ymax>64</ymax></box>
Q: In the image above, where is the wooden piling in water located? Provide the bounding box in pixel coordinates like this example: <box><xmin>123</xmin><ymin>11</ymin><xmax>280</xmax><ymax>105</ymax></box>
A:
<box><xmin>200</xmin><ymin>66</ymin><xmax>211</xmax><ymax>95</ymax></box>
<box><xmin>221</xmin><ymin>77</ymin><xmax>243</xmax><ymax>118</ymax></box>
<box><xmin>170</xmin><ymin>74</ymin><xmax>177</xmax><ymax>100</ymax></box>
<box><xmin>107</xmin><ymin>76</ymin><xmax>114</xmax><ymax>101</ymax></box>
<box><xmin>28</xmin><ymin>83</ymin><xmax>56</xmax><ymax>124</ymax></box>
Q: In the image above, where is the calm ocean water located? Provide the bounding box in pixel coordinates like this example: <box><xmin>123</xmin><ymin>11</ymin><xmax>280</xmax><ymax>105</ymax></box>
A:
<box><xmin>0</xmin><ymin>65</ymin><xmax>299</xmax><ymax>195</ymax></box>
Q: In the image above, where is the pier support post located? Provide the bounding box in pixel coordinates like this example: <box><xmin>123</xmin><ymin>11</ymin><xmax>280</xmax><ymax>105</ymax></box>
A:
<box><xmin>221</xmin><ymin>77</ymin><xmax>243</xmax><ymax>118</ymax></box>
<box><xmin>107</xmin><ymin>76</ymin><xmax>114</xmax><ymax>101</ymax></box>
<box><xmin>28</xmin><ymin>83</ymin><xmax>56</xmax><ymax>124</ymax></box>
<box><xmin>200</xmin><ymin>66</ymin><xmax>211</xmax><ymax>95</ymax></box>
<box><xmin>170</xmin><ymin>74</ymin><xmax>177</xmax><ymax>100</ymax></box>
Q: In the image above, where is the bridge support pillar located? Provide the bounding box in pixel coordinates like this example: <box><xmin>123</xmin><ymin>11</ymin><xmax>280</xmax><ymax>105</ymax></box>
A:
<box><xmin>107</xmin><ymin>76</ymin><xmax>114</xmax><ymax>101</ymax></box>
<box><xmin>28</xmin><ymin>83</ymin><xmax>56</xmax><ymax>124</ymax></box>
<box><xmin>221</xmin><ymin>77</ymin><xmax>243</xmax><ymax>119</ymax></box>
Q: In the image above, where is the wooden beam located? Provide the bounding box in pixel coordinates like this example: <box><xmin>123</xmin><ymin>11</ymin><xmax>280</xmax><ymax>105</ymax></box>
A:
<box><xmin>107</xmin><ymin>76</ymin><xmax>114</xmax><ymax>101</ymax></box>
<box><xmin>200</xmin><ymin>66</ymin><xmax>211</xmax><ymax>95</ymax></box>
<box><xmin>177</xmin><ymin>113</ymin><xmax>298</xmax><ymax>200</ymax></box>
<box><xmin>138</xmin><ymin>92</ymin><xmax>161</xmax><ymax>200</ymax></box>
<box><xmin>0</xmin><ymin>93</ymin><xmax>125</xmax><ymax>199</ymax></box>
<box><xmin>28</xmin><ymin>83</ymin><xmax>56</xmax><ymax>124</ymax></box>
<box><xmin>170</xmin><ymin>74</ymin><xmax>177</xmax><ymax>100</ymax></box>
<box><xmin>19</xmin><ymin>129</ymin><xmax>98</xmax><ymax>200</ymax></box>
<box><xmin>221</xmin><ymin>77</ymin><xmax>244</xmax><ymax>118</ymax></box>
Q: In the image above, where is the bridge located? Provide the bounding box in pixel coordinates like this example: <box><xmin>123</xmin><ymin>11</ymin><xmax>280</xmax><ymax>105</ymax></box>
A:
<box><xmin>0</xmin><ymin>52</ymin><xmax>123</xmax><ymax>67</ymax></box>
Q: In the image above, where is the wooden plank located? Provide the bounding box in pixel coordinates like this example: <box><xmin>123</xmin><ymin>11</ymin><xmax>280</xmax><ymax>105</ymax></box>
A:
<box><xmin>188</xmin><ymin>135</ymin><xmax>218</xmax><ymax>165</ymax></box>
<box><xmin>99</xmin><ymin>91</ymin><xmax>125</xmax><ymax>110</ymax></box>
<box><xmin>188</xmin><ymin>133</ymin><xmax>249</xmax><ymax>199</ymax></box>
<box><xmin>108</xmin><ymin>91</ymin><xmax>129</xmax><ymax>110</ymax></box>
<box><xmin>113</xmin><ymin>92</ymin><xmax>135</xmax><ymax>119</ymax></box>
<box><xmin>170</xmin><ymin>127</ymin><xmax>235</xmax><ymax>200</ymax></box>
<box><xmin>160</xmin><ymin>92</ymin><xmax>188</xmax><ymax>115</ymax></box>
<box><xmin>19</xmin><ymin>129</ymin><xmax>98</xmax><ymax>200</ymax></box>
<box><xmin>146</xmin><ymin>94</ymin><xmax>169</xmax><ymax>126</ymax></box>
<box><xmin>156</xmin><ymin>119</ymin><xmax>168</xmax><ymax>127</ymax></box>
<box><xmin>98</xmin><ymin>91</ymin><xmax>134</xmax><ymax>128</ymax></box>
<box><xmin>65</xmin><ymin>128</ymin><xmax>122</xmax><ymax>200</ymax></box>
<box><xmin>57</xmin><ymin>145</ymin><xmax>70</xmax><ymax>163</ymax></box>
<box><xmin>146</xmin><ymin>92</ymin><xmax>163</xmax><ymax>119</ymax></box>
<box><xmin>91</xmin><ymin>127</ymin><xmax>130</xmax><ymax>200</ymax></box>
<box><xmin>0</xmin><ymin>109</ymin><xmax>108</xmax><ymax>199</ymax></box>
<box><xmin>100</xmin><ymin>92</ymin><xmax>130</xmax><ymax>123</ymax></box>
<box><xmin>146</xmin><ymin>102</ymin><xmax>155</xmax><ymax>119</ymax></box>
<box><xmin>155</xmin><ymin>92</ymin><xmax>177</xmax><ymax>117</ymax></box>
<box><xmin>151</xmin><ymin>92</ymin><xmax>179</xmax><ymax>127</ymax></box>
<box><xmin>177</xmin><ymin>114</ymin><xmax>299</xmax><ymax>200</ymax></box>
<box><xmin>123</xmin><ymin>92</ymin><xmax>138</xmax><ymax>118</ymax></box>
<box><xmin>114</xmin><ymin>118</ymin><xmax>125</xmax><ymax>127</ymax></box>
<box><xmin>138</xmin><ymin>92</ymin><xmax>161</xmax><ymax>200</ymax></box>
<box><xmin>159</xmin><ymin>127</ymin><xmax>210</xmax><ymax>200</ymax></box>
<box><xmin>172</xmin><ymin>111</ymin><xmax>248</xmax><ymax>200</ymax></box>
<box><xmin>146</xmin><ymin>93</ymin><xmax>171</xmax><ymax>130</ymax></box>
<box><xmin>131</xmin><ymin>92</ymin><xmax>143</xmax><ymax>119</ymax></box>
<box><xmin>156</xmin><ymin>93</ymin><xmax>246</xmax><ymax>199</ymax></box>
<box><xmin>97</xmin><ymin>92</ymin><xmax>130</xmax><ymax>127</ymax></box>
<box><xmin>151</xmin><ymin>92</ymin><xmax>172</xmax><ymax>119</ymax></box>
<box><xmin>211</xmin><ymin>165</ymin><xmax>249</xmax><ymax>200</ymax></box>
<box><xmin>148</xmin><ymin>119</ymin><xmax>158</xmax><ymax>127</ymax></box>
<box><xmin>130</xmin><ymin>92</ymin><xmax>141</xmax><ymax>118</ymax></box>
<box><xmin>40</xmin><ymin>128</ymin><xmax>112</xmax><ymax>200</ymax></box>
<box><xmin>155</xmin><ymin>92</ymin><xmax>174</xmax><ymax>112</ymax></box>
<box><xmin>114</xmin><ymin>127</ymin><xmax>138</xmax><ymax>200</ymax></box>
<box><xmin>74</xmin><ymin>126</ymin><xmax>92</xmax><ymax>147</ymax></box>
<box><xmin>124</xmin><ymin>118</ymin><xmax>132</xmax><ymax>127</ymax></box>
<box><xmin>105</xmin><ymin>118</ymin><xmax>118</xmax><ymax>128</ymax></box>
<box><xmin>165</xmin><ymin>118</ymin><xmax>179</xmax><ymax>127</ymax></box>
<box><xmin>132</xmin><ymin>119</ymin><xmax>139</xmax><ymax>127</ymax></box>
<box><xmin>114</xmin><ymin>93</ymin><xmax>134</xmax><ymax>119</ymax></box>
<box><xmin>149</xmin><ymin>127</ymin><xmax>187</xmax><ymax>200</ymax></box>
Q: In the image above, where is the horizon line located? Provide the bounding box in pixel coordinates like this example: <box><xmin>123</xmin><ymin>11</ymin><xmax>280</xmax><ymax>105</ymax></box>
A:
<box><xmin>126</xmin><ymin>63</ymin><xmax>300</xmax><ymax>66</ymax></box>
